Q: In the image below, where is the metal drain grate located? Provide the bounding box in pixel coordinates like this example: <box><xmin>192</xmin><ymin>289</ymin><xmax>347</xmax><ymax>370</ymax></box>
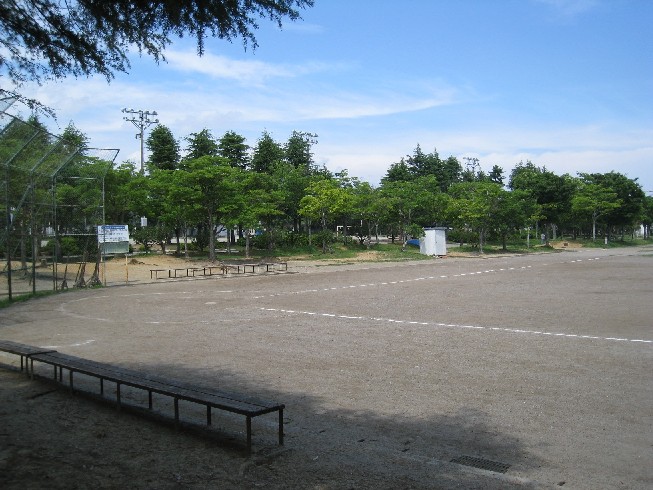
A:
<box><xmin>450</xmin><ymin>455</ymin><xmax>511</xmax><ymax>474</ymax></box>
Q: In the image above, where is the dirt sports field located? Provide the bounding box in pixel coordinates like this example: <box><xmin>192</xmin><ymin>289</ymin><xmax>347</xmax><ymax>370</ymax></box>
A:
<box><xmin>1</xmin><ymin>246</ymin><xmax>652</xmax><ymax>489</ymax></box>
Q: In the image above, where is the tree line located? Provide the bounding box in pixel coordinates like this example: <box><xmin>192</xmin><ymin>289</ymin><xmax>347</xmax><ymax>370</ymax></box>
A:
<box><xmin>3</xmin><ymin>116</ymin><xmax>652</xmax><ymax>266</ymax></box>
<box><xmin>103</xmin><ymin>124</ymin><xmax>653</xmax><ymax>257</ymax></box>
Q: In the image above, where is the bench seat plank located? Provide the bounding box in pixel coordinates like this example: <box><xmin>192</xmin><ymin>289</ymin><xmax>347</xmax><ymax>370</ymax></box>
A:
<box><xmin>28</xmin><ymin>350</ymin><xmax>284</xmax><ymax>451</ymax></box>
<box><xmin>0</xmin><ymin>340</ymin><xmax>56</xmax><ymax>373</ymax></box>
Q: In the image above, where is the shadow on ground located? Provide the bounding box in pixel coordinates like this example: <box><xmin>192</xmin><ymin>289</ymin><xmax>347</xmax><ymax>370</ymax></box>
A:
<box><xmin>0</xmin><ymin>359</ymin><xmax>546</xmax><ymax>489</ymax></box>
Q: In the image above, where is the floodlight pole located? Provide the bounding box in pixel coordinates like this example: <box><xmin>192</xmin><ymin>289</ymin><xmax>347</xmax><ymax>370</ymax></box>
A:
<box><xmin>122</xmin><ymin>108</ymin><xmax>159</xmax><ymax>174</ymax></box>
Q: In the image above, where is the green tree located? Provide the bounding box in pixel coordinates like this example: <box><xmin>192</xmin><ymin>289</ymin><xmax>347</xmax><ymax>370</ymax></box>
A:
<box><xmin>571</xmin><ymin>180</ymin><xmax>621</xmax><ymax>241</ymax></box>
<box><xmin>642</xmin><ymin>196</ymin><xmax>653</xmax><ymax>239</ymax></box>
<box><xmin>124</xmin><ymin>172</ymin><xmax>151</xmax><ymax>223</ymax></box>
<box><xmin>414</xmin><ymin>176</ymin><xmax>450</xmax><ymax>228</ymax></box>
<box><xmin>447</xmin><ymin>181</ymin><xmax>506</xmax><ymax>253</ymax></box>
<box><xmin>488</xmin><ymin>165</ymin><xmax>504</xmax><ymax>186</ymax></box>
<box><xmin>1</xmin><ymin>0</ymin><xmax>314</xmax><ymax>86</ymax></box>
<box><xmin>285</xmin><ymin>131</ymin><xmax>318</xmax><ymax>173</ymax></box>
<box><xmin>299</xmin><ymin>178</ymin><xmax>353</xmax><ymax>253</ymax></box>
<box><xmin>272</xmin><ymin>161</ymin><xmax>312</xmax><ymax>233</ymax></box>
<box><xmin>237</xmin><ymin>172</ymin><xmax>284</xmax><ymax>257</ymax></box>
<box><xmin>183</xmin><ymin>129</ymin><xmax>218</xmax><ymax>162</ymax></box>
<box><xmin>146</xmin><ymin>125</ymin><xmax>180</xmax><ymax>171</ymax></box>
<box><xmin>251</xmin><ymin>131</ymin><xmax>285</xmax><ymax>174</ymax></box>
<box><xmin>509</xmin><ymin>161</ymin><xmax>574</xmax><ymax>243</ymax></box>
<box><xmin>379</xmin><ymin>179</ymin><xmax>428</xmax><ymax>246</ymax></box>
<box><xmin>182</xmin><ymin>156</ymin><xmax>238</xmax><ymax>261</ymax></box>
<box><xmin>438</xmin><ymin>156</ymin><xmax>463</xmax><ymax>192</ymax></box>
<box><xmin>382</xmin><ymin>159</ymin><xmax>413</xmax><ymax>183</ymax></box>
<box><xmin>492</xmin><ymin>189</ymin><xmax>537</xmax><ymax>250</ymax></box>
<box><xmin>580</xmin><ymin>172</ymin><xmax>645</xmax><ymax>239</ymax></box>
<box><xmin>148</xmin><ymin>169</ymin><xmax>190</xmax><ymax>254</ymax></box>
<box><xmin>60</xmin><ymin>122</ymin><xmax>89</xmax><ymax>150</ymax></box>
<box><xmin>406</xmin><ymin>144</ymin><xmax>441</xmax><ymax>178</ymax></box>
<box><xmin>218</xmin><ymin>131</ymin><xmax>250</xmax><ymax>169</ymax></box>
<box><xmin>104</xmin><ymin>162</ymin><xmax>138</xmax><ymax>224</ymax></box>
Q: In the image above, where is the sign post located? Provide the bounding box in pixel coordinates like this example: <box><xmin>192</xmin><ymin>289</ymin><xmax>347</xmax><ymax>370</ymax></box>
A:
<box><xmin>97</xmin><ymin>225</ymin><xmax>130</xmax><ymax>284</ymax></box>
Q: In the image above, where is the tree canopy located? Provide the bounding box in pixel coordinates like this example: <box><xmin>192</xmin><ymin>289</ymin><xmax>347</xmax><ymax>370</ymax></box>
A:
<box><xmin>0</xmin><ymin>0</ymin><xmax>314</xmax><ymax>86</ymax></box>
<box><xmin>146</xmin><ymin>124</ymin><xmax>180</xmax><ymax>171</ymax></box>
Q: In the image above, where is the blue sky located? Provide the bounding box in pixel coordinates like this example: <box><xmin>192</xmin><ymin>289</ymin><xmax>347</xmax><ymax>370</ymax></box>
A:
<box><xmin>13</xmin><ymin>0</ymin><xmax>653</xmax><ymax>193</ymax></box>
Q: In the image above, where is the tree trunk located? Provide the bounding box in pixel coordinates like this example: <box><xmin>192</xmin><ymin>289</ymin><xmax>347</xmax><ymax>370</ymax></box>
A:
<box><xmin>20</xmin><ymin>222</ymin><xmax>27</xmax><ymax>270</ymax></box>
<box><xmin>175</xmin><ymin>227</ymin><xmax>181</xmax><ymax>254</ymax></box>
<box><xmin>307</xmin><ymin>219</ymin><xmax>312</xmax><ymax>246</ymax></box>
<box><xmin>183</xmin><ymin>227</ymin><xmax>189</xmax><ymax>259</ymax></box>
<box><xmin>208</xmin><ymin>214</ymin><xmax>216</xmax><ymax>262</ymax></box>
<box><xmin>366</xmin><ymin>221</ymin><xmax>372</xmax><ymax>250</ymax></box>
<box><xmin>321</xmin><ymin>214</ymin><xmax>327</xmax><ymax>254</ymax></box>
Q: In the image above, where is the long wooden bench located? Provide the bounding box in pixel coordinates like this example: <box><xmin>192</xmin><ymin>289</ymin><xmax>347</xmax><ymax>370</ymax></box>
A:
<box><xmin>150</xmin><ymin>262</ymin><xmax>288</xmax><ymax>279</ymax></box>
<box><xmin>0</xmin><ymin>340</ymin><xmax>56</xmax><ymax>374</ymax></box>
<box><xmin>0</xmin><ymin>345</ymin><xmax>284</xmax><ymax>452</ymax></box>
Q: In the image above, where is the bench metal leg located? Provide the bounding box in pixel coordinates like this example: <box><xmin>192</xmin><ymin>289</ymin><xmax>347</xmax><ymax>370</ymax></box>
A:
<box><xmin>246</xmin><ymin>416</ymin><xmax>252</xmax><ymax>453</ymax></box>
<box><xmin>207</xmin><ymin>406</ymin><xmax>211</xmax><ymax>425</ymax></box>
<box><xmin>100</xmin><ymin>378</ymin><xmax>104</xmax><ymax>395</ymax></box>
<box><xmin>148</xmin><ymin>390</ymin><xmax>153</xmax><ymax>410</ymax></box>
<box><xmin>116</xmin><ymin>383</ymin><xmax>121</xmax><ymax>410</ymax></box>
<box><xmin>174</xmin><ymin>398</ymin><xmax>179</xmax><ymax>427</ymax></box>
<box><xmin>69</xmin><ymin>369</ymin><xmax>74</xmax><ymax>393</ymax></box>
<box><xmin>279</xmin><ymin>408</ymin><xmax>284</xmax><ymax>445</ymax></box>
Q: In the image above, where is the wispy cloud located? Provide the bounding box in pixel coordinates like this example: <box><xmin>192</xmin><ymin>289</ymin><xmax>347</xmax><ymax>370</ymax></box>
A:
<box><xmin>534</xmin><ymin>0</ymin><xmax>599</xmax><ymax>18</ymax></box>
<box><xmin>164</xmin><ymin>49</ymin><xmax>339</xmax><ymax>85</ymax></box>
<box><xmin>282</xmin><ymin>22</ymin><xmax>325</xmax><ymax>34</ymax></box>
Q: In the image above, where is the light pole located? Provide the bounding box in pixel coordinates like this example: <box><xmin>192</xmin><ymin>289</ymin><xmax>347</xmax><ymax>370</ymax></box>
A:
<box><xmin>122</xmin><ymin>108</ymin><xmax>159</xmax><ymax>174</ymax></box>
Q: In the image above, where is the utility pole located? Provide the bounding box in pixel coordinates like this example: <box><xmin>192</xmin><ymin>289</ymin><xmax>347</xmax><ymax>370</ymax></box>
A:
<box><xmin>122</xmin><ymin>108</ymin><xmax>159</xmax><ymax>174</ymax></box>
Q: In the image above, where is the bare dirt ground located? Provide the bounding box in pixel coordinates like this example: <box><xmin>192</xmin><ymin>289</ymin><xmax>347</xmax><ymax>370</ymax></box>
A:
<box><xmin>1</xmin><ymin>246</ymin><xmax>652</xmax><ymax>489</ymax></box>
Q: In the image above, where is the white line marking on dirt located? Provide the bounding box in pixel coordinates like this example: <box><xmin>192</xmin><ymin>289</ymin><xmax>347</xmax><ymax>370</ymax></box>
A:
<box><xmin>259</xmin><ymin>308</ymin><xmax>652</xmax><ymax>345</ymax></box>
<box><xmin>42</xmin><ymin>340</ymin><xmax>96</xmax><ymax>349</ymax></box>
<box><xmin>253</xmin><ymin>255</ymin><xmax>610</xmax><ymax>299</ymax></box>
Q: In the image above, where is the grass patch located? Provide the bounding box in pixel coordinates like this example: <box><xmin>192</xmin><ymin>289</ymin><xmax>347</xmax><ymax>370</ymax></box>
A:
<box><xmin>0</xmin><ymin>289</ymin><xmax>64</xmax><ymax>309</ymax></box>
<box><xmin>454</xmin><ymin>243</ymin><xmax>553</xmax><ymax>255</ymax></box>
<box><xmin>549</xmin><ymin>237</ymin><xmax>651</xmax><ymax>249</ymax></box>
<box><xmin>279</xmin><ymin>242</ymin><xmax>430</xmax><ymax>262</ymax></box>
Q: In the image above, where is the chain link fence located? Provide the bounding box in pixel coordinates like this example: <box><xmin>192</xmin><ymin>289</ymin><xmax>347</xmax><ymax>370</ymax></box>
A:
<box><xmin>1</xmin><ymin>92</ymin><xmax>119</xmax><ymax>300</ymax></box>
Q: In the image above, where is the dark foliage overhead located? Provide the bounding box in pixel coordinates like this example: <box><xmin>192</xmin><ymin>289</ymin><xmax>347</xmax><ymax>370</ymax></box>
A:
<box><xmin>0</xmin><ymin>0</ymin><xmax>314</xmax><ymax>85</ymax></box>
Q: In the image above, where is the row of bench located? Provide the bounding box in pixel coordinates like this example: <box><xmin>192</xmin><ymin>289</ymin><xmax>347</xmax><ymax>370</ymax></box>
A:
<box><xmin>0</xmin><ymin>340</ymin><xmax>284</xmax><ymax>452</ymax></box>
<box><xmin>150</xmin><ymin>262</ymin><xmax>288</xmax><ymax>279</ymax></box>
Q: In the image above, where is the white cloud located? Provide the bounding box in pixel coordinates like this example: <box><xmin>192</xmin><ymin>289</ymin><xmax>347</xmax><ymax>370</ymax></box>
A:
<box><xmin>164</xmin><ymin>49</ymin><xmax>339</xmax><ymax>85</ymax></box>
<box><xmin>316</xmin><ymin>122</ymin><xmax>653</xmax><ymax>190</ymax></box>
<box><xmin>282</xmin><ymin>22</ymin><xmax>325</xmax><ymax>34</ymax></box>
<box><xmin>534</xmin><ymin>0</ymin><xmax>599</xmax><ymax>18</ymax></box>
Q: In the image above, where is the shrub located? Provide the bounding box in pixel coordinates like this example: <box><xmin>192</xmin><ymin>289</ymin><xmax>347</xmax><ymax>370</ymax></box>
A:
<box><xmin>44</xmin><ymin>236</ymin><xmax>85</xmax><ymax>258</ymax></box>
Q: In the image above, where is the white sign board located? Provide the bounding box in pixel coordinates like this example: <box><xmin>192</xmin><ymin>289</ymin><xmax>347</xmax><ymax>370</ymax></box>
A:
<box><xmin>97</xmin><ymin>225</ymin><xmax>129</xmax><ymax>243</ymax></box>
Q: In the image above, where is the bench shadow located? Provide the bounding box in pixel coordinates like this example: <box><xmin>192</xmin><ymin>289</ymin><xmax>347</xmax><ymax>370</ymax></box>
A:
<box><xmin>16</xmin><ymin>358</ymin><xmax>549</xmax><ymax>489</ymax></box>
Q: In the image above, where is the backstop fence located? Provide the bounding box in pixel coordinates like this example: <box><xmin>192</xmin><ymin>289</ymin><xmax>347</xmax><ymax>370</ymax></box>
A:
<box><xmin>1</xmin><ymin>92</ymin><xmax>119</xmax><ymax>300</ymax></box>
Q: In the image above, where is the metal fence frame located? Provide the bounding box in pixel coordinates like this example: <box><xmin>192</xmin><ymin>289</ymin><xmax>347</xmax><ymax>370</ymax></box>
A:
<box><xmin>1</xmin><ymin>92</ymin><xmax>119</xmax><ymax>300</ymax></box>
